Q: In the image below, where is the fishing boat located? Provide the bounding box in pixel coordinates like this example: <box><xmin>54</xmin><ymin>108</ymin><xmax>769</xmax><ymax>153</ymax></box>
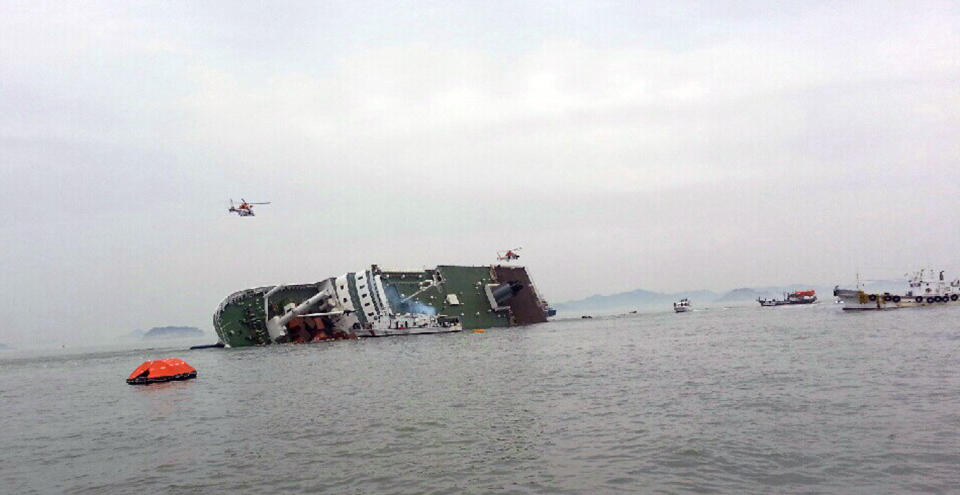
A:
<box><xmin>673</xmin><ymin>298</ymin><xmax>691</xmax><ymax>313</ymax></box>
<box><xmin>834</xmin><ymin>269</ymin><xmax>960</xmax><ymax>310</ymax></box>
<box><xmin>758</xmin><ymin>290</ymin><xmax>817</xmax><ymax>307</ymax></box>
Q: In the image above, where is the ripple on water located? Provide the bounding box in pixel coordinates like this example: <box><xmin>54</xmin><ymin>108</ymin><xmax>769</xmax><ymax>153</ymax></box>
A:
<box><xmin>1</xmin><ymin>306</ymin><xmax>958</xmax><ymax>493</ymax></box>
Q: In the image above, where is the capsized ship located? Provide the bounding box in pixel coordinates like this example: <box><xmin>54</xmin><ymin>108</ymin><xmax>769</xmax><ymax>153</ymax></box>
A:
<box><xmin>834</xmin><ymin>269</ymin><xmax>960</xmax><ymax>310</ymax></box>
<box><xmin>213</xmin><ymin>264</ymin><xmax>550</xmax><ymax>347</ymax></box>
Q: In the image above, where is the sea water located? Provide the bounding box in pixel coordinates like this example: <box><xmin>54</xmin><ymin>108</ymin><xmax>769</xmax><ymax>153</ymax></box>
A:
<box><xmin>1</xmin><ymin>304</ymin><xmax>957</xmax><ymax>494</ymax></box>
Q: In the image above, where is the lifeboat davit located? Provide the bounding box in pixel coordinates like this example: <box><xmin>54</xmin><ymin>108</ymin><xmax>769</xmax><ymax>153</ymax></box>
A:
<box><xmin>126</xmin><ymin>358</ymin><xmax>197</xmax><ymax>385</ymax></box>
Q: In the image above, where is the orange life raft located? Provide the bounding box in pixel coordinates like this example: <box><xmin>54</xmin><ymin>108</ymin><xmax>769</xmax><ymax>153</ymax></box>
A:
<box><xmin>127</xmin><ymin>358</ymin><xmax>197</xmax><ymax>385</ymax></box>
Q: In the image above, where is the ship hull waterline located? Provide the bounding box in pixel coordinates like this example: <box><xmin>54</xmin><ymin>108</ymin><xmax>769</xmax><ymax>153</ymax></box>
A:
<box><xmin>837</xmin><ymin>293</ymin><xmax>960</xmax><ymax>310</ymax></box>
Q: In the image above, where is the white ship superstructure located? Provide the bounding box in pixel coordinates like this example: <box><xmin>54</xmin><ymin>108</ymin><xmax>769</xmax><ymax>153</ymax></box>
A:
<box><xmin>834</xmin><ymin>269</ymin><xmax>960</xmax><ymax>310</ymax></box>
<box><xmin>673</xmin><ymin>298</ymin><xmax>691</xmax><ymax>313</ymax></box>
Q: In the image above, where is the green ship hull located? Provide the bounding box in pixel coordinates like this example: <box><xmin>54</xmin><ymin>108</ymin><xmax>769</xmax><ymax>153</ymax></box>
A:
<box><xmin>213</xmin><ymin>264</ymin><xmax>550</xmax><ymax>347</ymax></box>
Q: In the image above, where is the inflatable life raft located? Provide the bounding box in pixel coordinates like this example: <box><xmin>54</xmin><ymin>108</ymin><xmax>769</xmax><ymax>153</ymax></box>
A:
<box><xmin>126</xmin><ymin>358</ymin><xmax>197</xmax><ymax>385</ymax></box>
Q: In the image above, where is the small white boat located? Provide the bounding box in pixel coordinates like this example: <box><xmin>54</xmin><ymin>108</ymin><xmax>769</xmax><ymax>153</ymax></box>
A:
<box><xmin>673</xmin><ymin>298</ymin><xmax>691</xmax><ymax>313</ymax></box>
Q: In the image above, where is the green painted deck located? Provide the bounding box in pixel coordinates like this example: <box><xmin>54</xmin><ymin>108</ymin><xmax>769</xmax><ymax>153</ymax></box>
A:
<box><xmin>435</xmin><ymin>266</ymin><xmax>512</xmax><ymax>329</ymax></box>
<box><xmin>214</xmin><ymin>285</ymin><xmax>322</xmax><ymax>347</ymax></box>
<box><xmin>214</xmin><ymin>265</ymin><xmax>545</xmax><ymax>347</ymax></box>
<box><xmin>214</xmin><ymin>290</ymin><xmax>267</xmax><ymax>347</ymax></box>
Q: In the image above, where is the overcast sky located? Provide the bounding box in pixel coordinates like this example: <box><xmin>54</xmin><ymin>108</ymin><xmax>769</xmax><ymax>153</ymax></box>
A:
<box><xmin>1</xmin><ymin>1</ymin><xmax>958</xmax><ymax>345</ymax></box>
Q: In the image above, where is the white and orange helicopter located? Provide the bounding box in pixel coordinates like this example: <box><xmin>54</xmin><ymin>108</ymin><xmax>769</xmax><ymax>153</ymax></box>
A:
<box><xmin>496</xmin><ymin>247</ymin><xmax>522</xmax><ymax>262</ymax></box>
<box><xmin>228</xmin><ymin>198</ymin><xmax>271</xmax><ymax>217</ymax></box>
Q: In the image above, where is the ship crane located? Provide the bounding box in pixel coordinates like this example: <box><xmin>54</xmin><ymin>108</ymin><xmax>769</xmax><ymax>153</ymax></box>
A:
<box><xmin>264</xmin><ymin>287</ymin><xmax>331</xmax><ymax>342</ymax></box>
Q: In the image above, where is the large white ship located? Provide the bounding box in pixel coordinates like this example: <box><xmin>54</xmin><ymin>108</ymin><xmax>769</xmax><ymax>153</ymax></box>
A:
<box><xmin>834</xmin><ymin>269</ymin><xmax>960</xmax><ymax>310</ymax></box>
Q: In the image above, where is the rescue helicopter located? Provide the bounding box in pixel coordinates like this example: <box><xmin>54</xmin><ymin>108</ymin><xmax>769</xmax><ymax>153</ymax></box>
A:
<box><xmin>497</xmin><ymin>247</ymin><xmax>522</xmax><ymax>262</ymax></box>
<box><xmin>228</xmin><ymin>199</ymin><xmax>271</xmax><ymax>217</ymax></box>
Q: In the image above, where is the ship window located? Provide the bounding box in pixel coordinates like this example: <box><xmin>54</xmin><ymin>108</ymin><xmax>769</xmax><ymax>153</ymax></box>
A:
<box><xmin>359</xmin><ymin>284</ymin><xmax>365</xmax><ymax>289</ymax></box>
<box><xmin>343</xmin><ymin>298</ymin><xmax>348</xmax><ymax>302</ymax></box>
<box><xmin>367</xmin><ymin>312</ymin><xmax>374</xmax><ymax>316</ymax></box>
<box><xmin>364</xmin><ymin>302</ymin><xmax>371</xmax><ymax>307</ymax></box>
<box><xmin>362</xmin><ymin>293</ymin><xmax>368</xmax><ymax>298</ymax></box>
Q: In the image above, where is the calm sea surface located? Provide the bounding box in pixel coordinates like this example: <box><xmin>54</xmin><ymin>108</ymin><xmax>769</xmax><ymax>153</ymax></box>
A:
<box><xmin>1</xmin><ymin>304</ymin><xmax>958</xmax><ymax>494</ymax></box>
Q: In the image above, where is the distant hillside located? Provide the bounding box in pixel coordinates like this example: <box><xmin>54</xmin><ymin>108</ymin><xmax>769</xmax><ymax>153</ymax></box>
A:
<box><xmin>555</xmin><ymin>284</ymin><xmax>838</xmax><ymax>312</ymax></box>
<box><xmin>718</xmin><ymin>285</ymin><xmax>839</xmax><ymax>301</ymax></box>
<box><xmin>0</xmin><ymin>343</ymin><xmax>11</xmax><ymax>351</ymax></box>
<box><xmin>553</xmin><ymin>289</ymin><xmax>719</xmax><ymax>312</ymax></box>
<box><xmin>715</xmin><ymin>288</ymin><xmax>768</xmax><ymax>302</ymax></box>
<box><xmin>142</xmin><ymin>326</ymin><xmax>205</xmax><ymax>339</ymax></box>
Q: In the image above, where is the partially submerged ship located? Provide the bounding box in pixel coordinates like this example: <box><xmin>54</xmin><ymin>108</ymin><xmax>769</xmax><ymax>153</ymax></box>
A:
<box><xmin>758</xmin><ymin>290</ymin><xmax>817</xmax><ymax>307</ymax></box>
<box><xmin>213</xmin><ymin>264</ymin><xmax>550</xmax><ymax>347</ymax></box>
<box><xmin>834</xmin><ymin>269</ymin><xmax>960</xmax><ymax>310</ymax></box>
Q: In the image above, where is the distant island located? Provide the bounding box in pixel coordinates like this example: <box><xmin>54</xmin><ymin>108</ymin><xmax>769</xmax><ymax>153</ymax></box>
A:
<box><xmin>140</xmin><ymin>326</ymin><xmax>205</xmax><ymax>339</ymax></box>
<box><xmin>0</xmin><ymin>343</ymin><xmax>11</xmax><ymax>351</ymax></box>
<box><xmin>714</xmin><ymin>287</ymin><xmax>769</xmax><ymax>303</ymax></box>
<box><xmin>554</xmin><ymin>284</ymin><xmax>841</xmax><ymax>313</ymax></box>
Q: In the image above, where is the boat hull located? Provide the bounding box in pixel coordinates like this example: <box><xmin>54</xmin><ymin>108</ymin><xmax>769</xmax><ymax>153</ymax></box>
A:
<box><xmin>758</xmin><ymin>298</ymin><xmax>817</xmax><ymax>307</ymax></box>
<box><xmin>837</xmin><ymin>292</ymin><xmax>960</xmax><ymax>310</ymax></box>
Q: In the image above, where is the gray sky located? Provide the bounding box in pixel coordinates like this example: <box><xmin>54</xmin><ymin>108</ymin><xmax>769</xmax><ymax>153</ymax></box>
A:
<box><xmin>1</xmin><ymin>1</ymin><xmax>958</xmax><ymax>345</ymax></box>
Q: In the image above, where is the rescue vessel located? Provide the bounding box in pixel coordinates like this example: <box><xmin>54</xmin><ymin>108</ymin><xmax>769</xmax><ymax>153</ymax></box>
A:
<box><xmin>213</xmin><ymin>264</ymin><xmax>551</xmax><ymax>347</ymax></box>
<box><xmin>834</xmin><ymin>269</ymin><xmax>960</xmax><ymax>310</ymax></box>
<box><xmin>758</xmin><ymin>290</ymin><xmax>817</xmax><ymax>306</ymax></box>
